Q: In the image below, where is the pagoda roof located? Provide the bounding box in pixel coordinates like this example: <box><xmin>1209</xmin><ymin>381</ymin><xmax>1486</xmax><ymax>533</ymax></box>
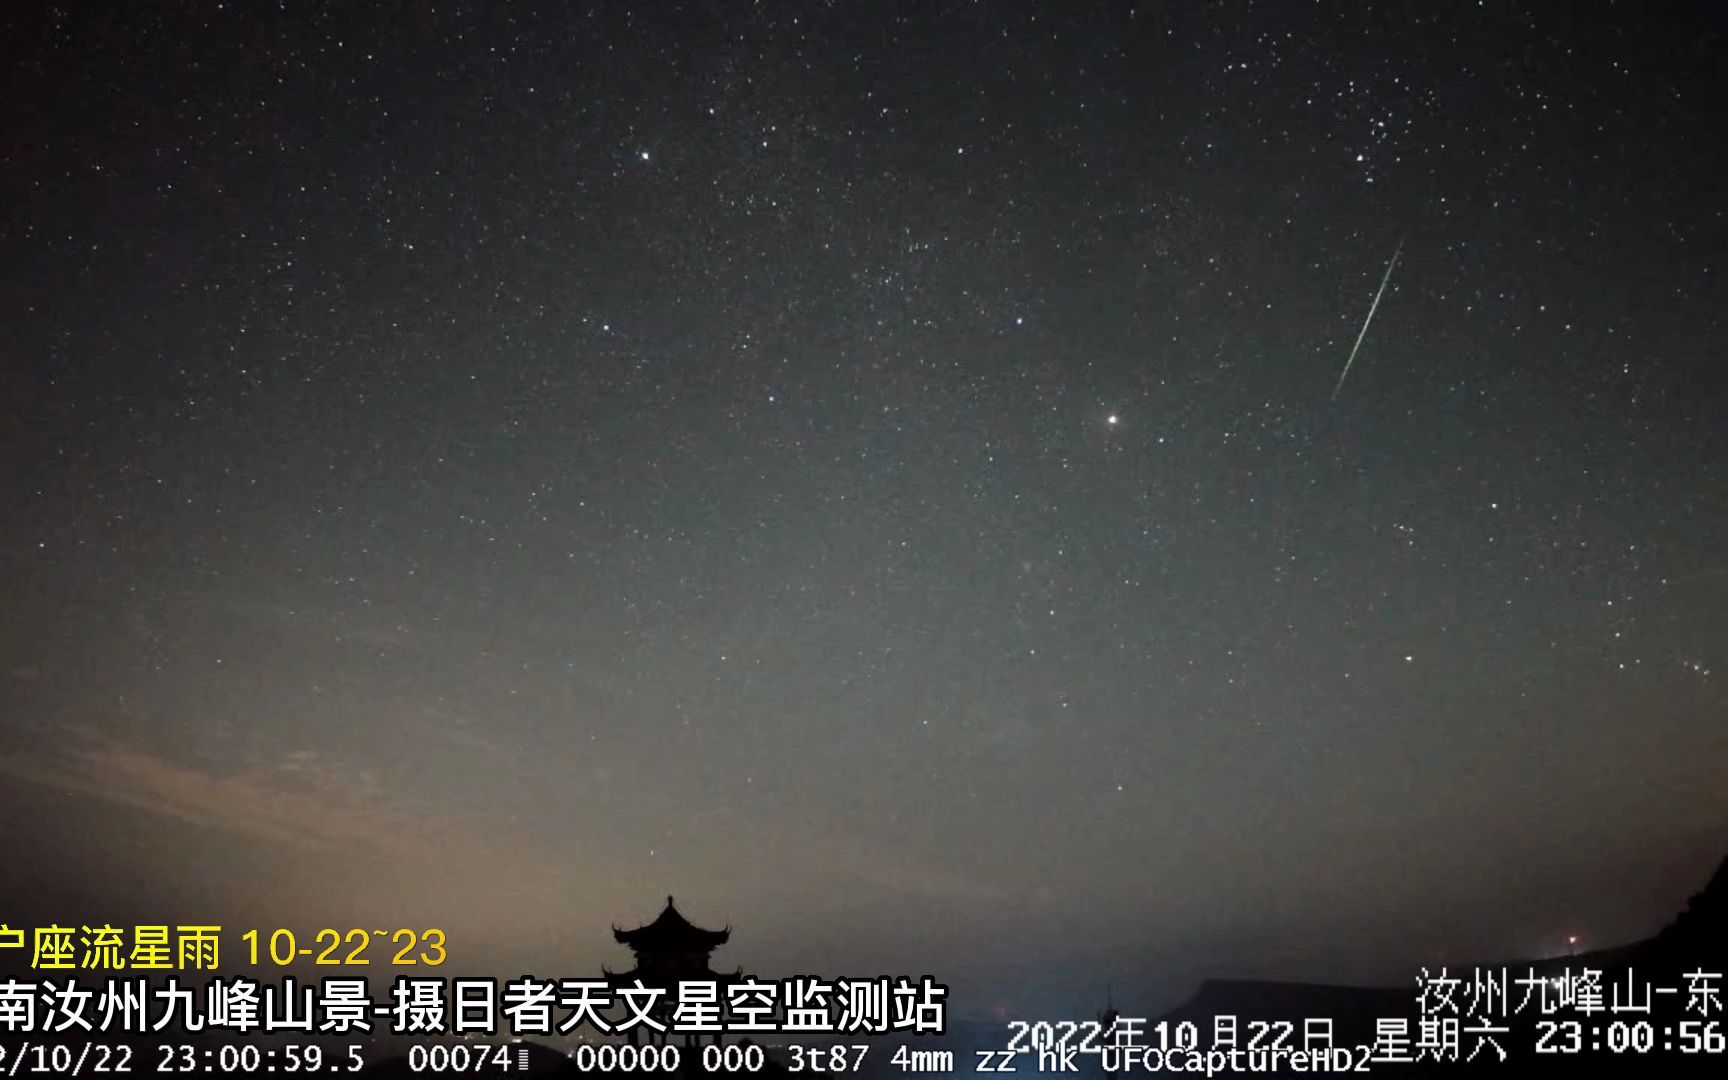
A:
<box><xmin>602</xmin><ymin>964</ymin><xmax>745</xmax><ymax>987</ymax></box>
<box><xmin>613</xmin><ymin>896</ymin><xmax>730</xmax><ymax>951</ymax></box>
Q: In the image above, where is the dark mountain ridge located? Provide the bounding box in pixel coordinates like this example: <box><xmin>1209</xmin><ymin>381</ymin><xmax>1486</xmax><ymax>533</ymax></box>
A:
<box><xmin>1151</xmin><ymin>851</ymin><xmax>1728</xmax><ymax>1076</ymax></box>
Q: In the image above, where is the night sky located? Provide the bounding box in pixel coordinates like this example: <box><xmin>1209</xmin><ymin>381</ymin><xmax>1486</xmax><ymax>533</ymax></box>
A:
<box><xmin>3</xmin><ymin>2</ymin><xmax>1725</xmax><ymax>1018</ymax></box>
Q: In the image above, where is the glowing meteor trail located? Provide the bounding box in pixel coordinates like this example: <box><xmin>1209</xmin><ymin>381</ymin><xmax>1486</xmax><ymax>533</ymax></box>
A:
<box><xmin>1331</xmin><ymin>238</ymin><xmax>1404</xmax><ymax>401</ymax></box>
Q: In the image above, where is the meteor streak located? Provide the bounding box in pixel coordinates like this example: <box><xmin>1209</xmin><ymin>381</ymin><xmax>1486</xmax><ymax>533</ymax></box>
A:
<box><xmin>1331</xmin><ymin>238</ymin><xmax>1404</xmax><ymax>401</ymax></box>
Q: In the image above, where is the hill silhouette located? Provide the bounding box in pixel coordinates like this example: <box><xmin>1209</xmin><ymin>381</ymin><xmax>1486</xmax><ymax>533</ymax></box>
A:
<box><xmin>351</xmin><ymin>855</ymin><xmax>1728</xmax><ymax>1078</ymax></box>
<box><xmin>37</xmin><ymin>853</ymin><xmax>1714</xmax><ymax>1077</ymax></box>
<box><xmin>1151</xmin><ymin>851</ymin><xmax>1728</xmax><ymax>1076</ymax></box>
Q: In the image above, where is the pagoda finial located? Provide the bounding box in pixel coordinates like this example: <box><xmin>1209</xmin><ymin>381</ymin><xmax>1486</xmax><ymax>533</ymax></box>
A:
<box><xmin>1099</xmin><ymin>982</ymin><xmax>1119</xmax><ymax>1037</ymax></box>
<box><xmin>667</xmin><ymin>895</ymin><xmax>675</xmax><ymax>908</ymax></box>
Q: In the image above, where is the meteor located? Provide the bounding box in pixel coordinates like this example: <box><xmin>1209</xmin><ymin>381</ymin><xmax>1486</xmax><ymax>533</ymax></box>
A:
<box><xmin>1331</xmin><ymin>238</ymin><xmax>1404</xmax><ymax>401</ymax></box>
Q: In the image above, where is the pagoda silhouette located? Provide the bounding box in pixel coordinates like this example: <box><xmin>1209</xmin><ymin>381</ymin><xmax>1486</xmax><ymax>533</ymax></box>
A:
<box><xmin>606</xmin><ymin>896</ymin><xmax>743</xmax><ymax>1047</ymax></box>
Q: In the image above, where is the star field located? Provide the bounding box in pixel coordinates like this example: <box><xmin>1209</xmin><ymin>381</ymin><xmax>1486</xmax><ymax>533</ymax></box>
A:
<box><xmin>1</xmin><ymin>2</ymin><xmax>1725</xmax><ymax>1014</ymax></box>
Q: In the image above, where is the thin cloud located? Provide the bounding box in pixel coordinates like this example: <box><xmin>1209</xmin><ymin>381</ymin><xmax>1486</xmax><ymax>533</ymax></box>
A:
<box><xmin>0</xmin><ymin>731</ymin><xmax>1036</xmax><ymax>928</ymax></box>
<box><xmin>0</xmin><ymin>736</ymin><xmax>418</xmax><ymax>854</ymax></box>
